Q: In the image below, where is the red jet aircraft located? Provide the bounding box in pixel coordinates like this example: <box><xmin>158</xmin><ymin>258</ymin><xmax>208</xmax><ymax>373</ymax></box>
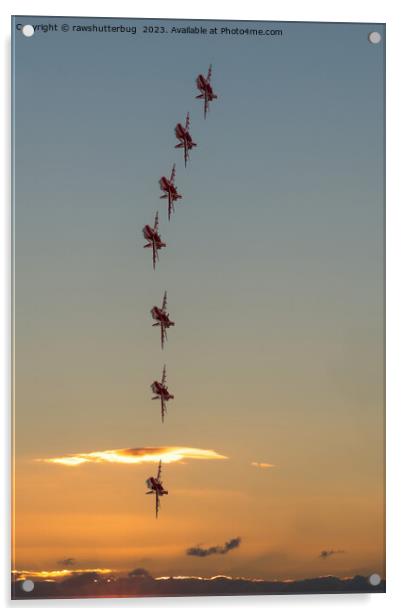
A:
<box><xmin>145</xmin><ymin>460</ymin><xmax>168</xmax><ymax>519</ymax></box>
<box><xmin>196</xmin><ymin>64</ymin><xmax>217</xmax><ymax>119</ymax></box>
<box><xmin>143</xmin><ymin>212</ymin><xmax>166</xmax><ymax>269</ymax></box>
<box><xmin>159</xmin><ymin>164</ymin><xmax>182</xmax><ymax>221</ymax></box>
<box><xmin>150</xmin><ymin>291</ymin><xmax>175</xmax><ymax>349</ymax></box>
<box><xmin>175</xmin><ymin>112</ymin><xmax>196</xmax><ymax>167</ymax></box>
<box><xmin>151</xmin><ymin>365</ymin><xmax>174</xmax><ymax>423</ymax></box>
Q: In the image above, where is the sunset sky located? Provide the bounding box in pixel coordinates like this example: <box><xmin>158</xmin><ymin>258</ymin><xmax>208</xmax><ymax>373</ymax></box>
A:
<box><xmin>12</xmin><ymin>17</ymin><xmax>384</xmax><ymax>590</ymax></box>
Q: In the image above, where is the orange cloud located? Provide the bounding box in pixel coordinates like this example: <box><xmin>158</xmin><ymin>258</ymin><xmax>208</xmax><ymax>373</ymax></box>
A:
<box><xmin>38</xmin><ymin>447</ymin><xmax>228</xmax><ymax>467</ymax></box>
<box><xmin>251</xmin><ymin>462</ymin><xmax>276</xmax><ymax>469</ymax></box>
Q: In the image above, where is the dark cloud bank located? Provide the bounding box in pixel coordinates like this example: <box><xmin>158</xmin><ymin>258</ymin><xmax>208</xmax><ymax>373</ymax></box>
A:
<box><xmin>12</xmin><ymin>571</ymin><xmax>385</xmax><ymax>600</ymax></box>
<box><xmin>319</xmin><ymin>550</ymin><xmax>345</xmax><ymax>559</ymax></box>
<box><xmin>187</xmin><ymin>537</ymin><xmax>241</xmax><ymax>557</ymax></box>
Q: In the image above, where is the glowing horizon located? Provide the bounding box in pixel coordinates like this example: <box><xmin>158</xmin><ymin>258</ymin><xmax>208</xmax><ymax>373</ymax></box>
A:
<box><xmin>12</xmin><ymin>568</ymin><xmax>375</xmax><ymax>584</ymax></box>
<box><xmin>12</xmin><ymin>568</ymin><xmax>113</xmax><ymax>581</ymax></box>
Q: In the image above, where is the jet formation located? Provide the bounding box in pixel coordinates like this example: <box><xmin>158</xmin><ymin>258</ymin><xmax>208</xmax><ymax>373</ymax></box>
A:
<box><xmin>142</xmin><ymin>65</ymin><xmax>217</xmax><ymax>517</ymax></box>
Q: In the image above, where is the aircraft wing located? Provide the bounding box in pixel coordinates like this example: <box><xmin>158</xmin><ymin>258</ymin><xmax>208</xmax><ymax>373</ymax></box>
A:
<box><xmin>175</xmin><ymin>124</ymin><xmax>183</xmax><ymax>139</ymax></box>
<box><xmin>162</xmin><ymin>291</ymin><xmax>167</xmax><ymax>311</ymax></box>
<box><xmin>170</xmin><ymin>164</ymin><xmax>176</xmax><ymax>183</ymax></box>
<box><xmin>162</xmin><ymin>364</ymin><xmax>166</xmax><ymax>385</ymax></box>
<box><xmin>154</xmin><ymin>211</ymin><xmax>159</xmax><ymax>230</ymax></box>
<box><xmin>155</xmin><ymin>491</ymin><xmax>160</xmax><ymax>518</ymax></box>
<box><xmin>185</xmin><ymin>112</ymin><xmax>190</xmax><ymax>131</ymax></box>
<box><xmin>157</xmin><ymin>460</ymin><xmax>162</xmax><ymax>481</ymax></box>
